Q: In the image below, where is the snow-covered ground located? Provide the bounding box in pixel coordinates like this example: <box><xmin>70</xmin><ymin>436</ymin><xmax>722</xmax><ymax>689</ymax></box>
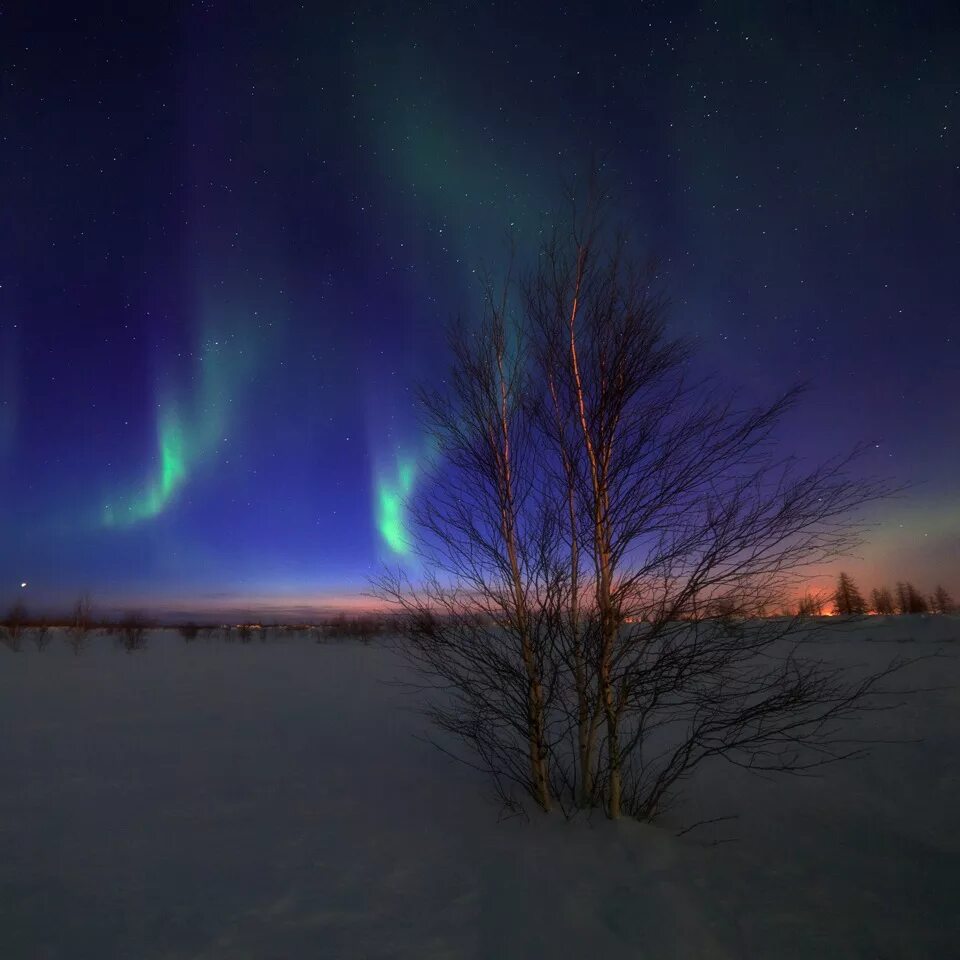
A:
<box><xmin>0</xmin><ymin>617</ymin><xmax>957</xmax><ymax>959</ymax></box>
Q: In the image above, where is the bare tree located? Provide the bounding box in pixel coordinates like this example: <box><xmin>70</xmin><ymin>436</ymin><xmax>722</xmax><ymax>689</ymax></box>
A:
<box><xmin>797</xmin><ymin>593</ymin><xmax>825</xmax><ymax>618</ymax></box>
<box><xmin>379</xmin><ymin>274</ymin><xmax>557</xmax><ymax>813</ymax></box>
<box><xmin>382</xmin><ymin>194</ymin><xmax>906</xmax><ymax>821</ymax></box>
<box><xmin>0</xmin><ymin>602</ymin><xmax>27</xmax><ymax>652</ymax></box>
<box><xmin>117</xmin><ymin>612</ymin><xmax>149</xmax><ymax>652</ymax></box>
<box><xmin>526</xmin><ymin>206</ymin><xmax>900</xmax><ymax>818</ymax></box>
<box><xmin>73</xmin><ymin>592</ymin><xmax>93</xmax><ymax>631</ymax></box>
<box><xmin>32</xmin><ymin>622</ymin><xmax>51</xmax><ymax>651</ymax></box>
<box><xmin>65</xmin><ymin>592</ymin><xmax>95</xmax><ymax>654</ymax></box>
<box><xmin>834</xmin><ymin>572</ymin><xmax>867</xmax><ymax>616</ymax></box>
<box><xmin>871</xmin><ymin>587</ymin><xmax>895</xmax><ymax>616</ymax></box>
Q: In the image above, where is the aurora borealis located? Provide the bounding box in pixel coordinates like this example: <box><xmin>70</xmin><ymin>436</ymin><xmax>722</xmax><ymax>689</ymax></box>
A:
<box><xmin>102</xmin><ymin>311</ymin><xmax>259</xmax><ymax>528</ymax></box>
<box><xmin>374</xmin><ymin>456</ymin><xmax>418</xmax><ymax>559</ymax></box>
<box><xmin>2</xmin><ymin>2</ymin><xmax>957</xmax><ymax>615</ymax></box>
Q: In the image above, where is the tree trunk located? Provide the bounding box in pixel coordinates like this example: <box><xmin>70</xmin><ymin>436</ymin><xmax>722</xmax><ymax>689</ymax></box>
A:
<box><xmin>597</xmin><ymin>547</ymin><xmax>621</xmax><ymax>818</ymax></box>
<box><xmin>496</xmin><ymin>331</ymin><xmax>552</xmax><ymax>813</ymax></box>
<box><xmin>565</xmin><ymin>245</ymin><xmax>622</xmax><ymax>816</ymax></box>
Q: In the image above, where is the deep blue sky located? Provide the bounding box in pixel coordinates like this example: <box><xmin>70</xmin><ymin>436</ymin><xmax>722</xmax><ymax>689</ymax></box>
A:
<box><xmin>2</xmin><ymin>1</ymin><xmax>957</xmax><ymax>615</ymax></box>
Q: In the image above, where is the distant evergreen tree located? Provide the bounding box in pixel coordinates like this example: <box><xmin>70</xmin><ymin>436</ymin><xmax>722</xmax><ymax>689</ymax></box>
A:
<box><xmin>931</xmin><ymin>585</ymin><xmax>955</xmax><ymax>614</ymax></box>
<box><xmin>897</xmin><ymin>582</ymin><xmax>928</xmax><ymax>614</ymax></box>
<box><xmin>909</xmin><ymin>583</ymin><xmax>928</xmax><ymax>614</ymax></box>
<box><xmin>895</xmin><ymin>582</ymin><xmax>909</xmax><ymax>615</ymax></box>
<box><xmin>834</xmin><ymin>572</ymin><xmax>867</xmax><ymax>616</ymax></box>
<box><xmin>871</xmin><ymin>587</ymin><xmax>895</xmax><ymax>616</ymax></box>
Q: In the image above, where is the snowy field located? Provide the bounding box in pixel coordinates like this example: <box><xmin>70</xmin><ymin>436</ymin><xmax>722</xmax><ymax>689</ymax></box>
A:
<box><xmin>1</xmin><ymin>617</ymin><xmax>958</xmax><ymax>959</ymax></box>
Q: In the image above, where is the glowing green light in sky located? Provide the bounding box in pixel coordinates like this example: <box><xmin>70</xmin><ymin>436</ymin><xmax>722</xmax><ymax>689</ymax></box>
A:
<box><xmin>103</xmin><ymin>407</ymin><xmax>188</xmax><ymax>526</ymax></box>
<box><xmin>355</xmin><ymin>53</ymin><xmax>551</xmax><ymax>561</ymax></box>
<box><xmin>160</xmin><ymin>413</ymin><xmax>188</xmax><ymax>499</ymax></box>
<box><xmin>102</xmin><ymin>312</ymin><xmax>256</xmax><ymax>528</ymax></box>
<box><xmin>375</xmin><ymin>456</ymin><xmax>417</xmax><ymax>557</ymax></box>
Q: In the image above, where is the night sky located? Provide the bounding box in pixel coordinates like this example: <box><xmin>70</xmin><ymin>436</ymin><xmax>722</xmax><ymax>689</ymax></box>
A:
<box><xmin>2</xmin><ymin>2</ymin><xmax>958</xmax><ymax>615</ymax></box>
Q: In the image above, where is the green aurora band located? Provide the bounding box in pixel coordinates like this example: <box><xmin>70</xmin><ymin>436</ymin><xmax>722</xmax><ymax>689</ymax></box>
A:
<box><xmin>374</xmin><ymin>455</ymin><xmax>417</xmax><ymax>557</ymax></box>
<box><xmin>102</xmin><ymin>323</ymin><xmax>255</xmax><ymax>528</ymax></box>
<box><xmin>356</xmin><ymin>48</ymin><xmax>554</xmax><ymax>558</ymax></box>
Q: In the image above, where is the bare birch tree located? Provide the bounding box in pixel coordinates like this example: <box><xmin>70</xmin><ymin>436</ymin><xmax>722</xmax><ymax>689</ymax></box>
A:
<box><xmin>381</xmin><ymin>191</ymin><xmax>908</xmax><ymax>821</ymax></box>
<box><xmin>378</xmin><ymin>276</ymin><xmax>557</xmax><ymax>812</ymax></box>
<box><xmin>523</xmin><ymin>206</ymin><xmax>899</xmax><ymax>818</ymax></box>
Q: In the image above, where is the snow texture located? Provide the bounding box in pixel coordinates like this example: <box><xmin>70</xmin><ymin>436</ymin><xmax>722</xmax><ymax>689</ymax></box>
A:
<box><xmin>1</xmin><ymin>616</ymin><xmax>957</xmax><ymax>958</ymax></box>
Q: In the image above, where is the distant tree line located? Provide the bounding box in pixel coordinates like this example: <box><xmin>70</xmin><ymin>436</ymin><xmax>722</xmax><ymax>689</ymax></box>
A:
<box><xmin>796</xmin><ymin>573</ymin><xmax>957</xmax><ymax>617</ymax></box>
<box><xmin>0</xmin><ymin>596</ymin><xmax>155</xmax><ymax>653</ymax></box>
<box><xmin>0</xmin><ymin>595</ymin><xmax>394</xmax><ymax>654</ymax></box>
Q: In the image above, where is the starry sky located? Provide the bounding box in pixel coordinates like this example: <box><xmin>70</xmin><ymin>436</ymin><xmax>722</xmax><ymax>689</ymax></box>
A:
<box><xmin>2</xmin><ymin>1</ymin><xmax>958</xmax><ymax>616</ymax></box>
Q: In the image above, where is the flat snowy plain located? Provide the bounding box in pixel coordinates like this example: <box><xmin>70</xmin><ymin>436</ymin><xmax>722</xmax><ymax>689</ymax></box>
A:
<box><xmin>1</xmin><ymin>616</ymin><xmax>958</xmax><ymax>959</ymax></box>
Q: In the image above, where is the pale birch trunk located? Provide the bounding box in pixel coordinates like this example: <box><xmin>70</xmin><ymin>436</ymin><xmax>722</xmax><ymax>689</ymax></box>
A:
<box><xmin>566</xmin><ymin>245</ymin><xmax>623</xmax><ymax>818</ymax></box>
<box><xmin>548</xmin><ymin>368</ymin><xmax>598</xmax><ymax>808</ymax></box>
<box><xmin>495</xmin><ymin>327</ymin><xmax>552</xmax><ymax>813</ymax></box>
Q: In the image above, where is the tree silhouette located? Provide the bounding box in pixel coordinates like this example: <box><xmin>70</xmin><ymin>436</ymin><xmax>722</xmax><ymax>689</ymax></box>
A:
<box><xmin>797</xmin><ymin>593</ymin><xmax>824</xmax><ymax>618</ymax></box>
<box><xmin>0</xmin><ymin>602</ymin><xmax>28</xmax><ymax>651</ymax></box>
<box><xmin>381</xmin><ymin>190</ymin><xmax>907</xmax><ymax>821</ymax></box>
<box><xmin>930</xmin><ymin>585</ymin><xmax>955</xmax><ymax>614</ymax></box>
<box><xmin>871</xmin><ymin>587</ymin><xmax>895</xmax><ymax>616</ymax></box>
<box><xmin>896</xmin><ymin>582</ymin><xmax>928</xmax><ymax>614</ymax></box>
<box><xmin>834</xmin><ymin>572</ymin><xmax>867</xmax><ymax>616</ymax></box>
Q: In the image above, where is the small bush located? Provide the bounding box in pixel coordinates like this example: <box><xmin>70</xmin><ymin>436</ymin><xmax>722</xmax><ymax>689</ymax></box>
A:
<box><xmin>319</xmin><ymin>613</ymin><xmax>388</xmax><ymax>642</ymax></box>
<box><xmin>31</xmin><ymin>624</ymin><xmax>51</xmax><ymax>651</ymax></box>
<box><xmin>1</xmin><ymin>603</ymin><xmax>29</xmax><ymax>652</ymax></box>
<box><xmin>117</xmin><ymin>613</ymin><xmax>149</xmax><ymax>652</ymax></box>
